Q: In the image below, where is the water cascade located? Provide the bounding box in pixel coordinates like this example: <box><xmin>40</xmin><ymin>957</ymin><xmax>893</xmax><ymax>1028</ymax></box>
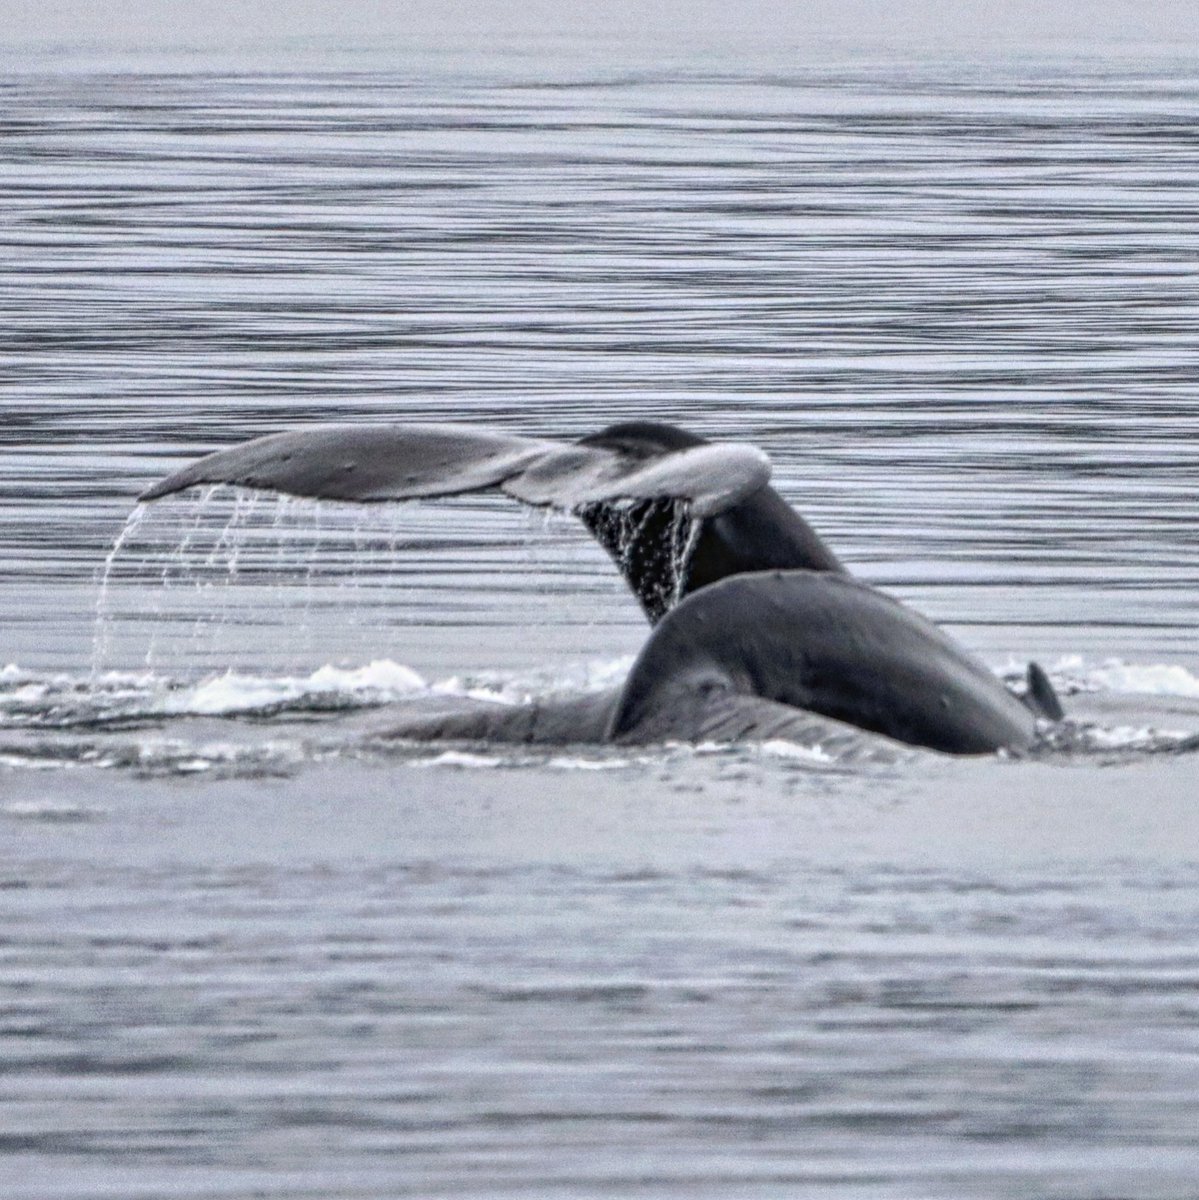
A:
<box><xmin>88</xmin><ymin>488</ymin><xmax>683</xmax><ymax>678</ymax></box>
<box><xmin>89</xmin><ymin>487</ymin><xmax>430</xmax><ymax>677</ymax></box>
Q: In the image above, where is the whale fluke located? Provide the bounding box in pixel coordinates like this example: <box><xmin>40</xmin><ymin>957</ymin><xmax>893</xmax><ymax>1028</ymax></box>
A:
<box><xmin>140</xmin><ymin>424</ymin><xmax>545</xmax><ymax>504</ymax></box>
<box><xmin>139</xmin><ymin>422</ymin><xmax>768</xmax><ymax>513</ymax></box>
<box><xmin>141</xmin><ymin>421</ymin><xmax>842</xmax><ymax>623</ymax></box>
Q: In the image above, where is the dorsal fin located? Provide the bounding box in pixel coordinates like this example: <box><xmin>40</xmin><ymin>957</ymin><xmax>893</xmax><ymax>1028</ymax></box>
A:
<box><xmin>1022</xmin><ymin>661</ymin><xmax>1064</xmax><ymax>722</ymax></box>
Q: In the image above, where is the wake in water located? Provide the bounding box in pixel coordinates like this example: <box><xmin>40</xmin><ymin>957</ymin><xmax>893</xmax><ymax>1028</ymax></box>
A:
<box><xmin>3</xmin><ymin>656</ymin><xmax>1198</xmax><ymax>778</ymax></box>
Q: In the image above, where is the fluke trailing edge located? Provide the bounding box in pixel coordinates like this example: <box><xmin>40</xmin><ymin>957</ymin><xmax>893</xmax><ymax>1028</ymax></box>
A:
<box><xmin>141</xmin><ymin>420</ymin><xmax>1062</xmax><ymax>755</ymax></box>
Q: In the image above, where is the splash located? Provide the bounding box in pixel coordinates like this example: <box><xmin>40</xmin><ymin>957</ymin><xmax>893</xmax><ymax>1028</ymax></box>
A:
<box><xmin>668</xmin><ymin>502</ymin><xmax>702</xmax><ymax>607</ymax></box>
<box><xmin>1036</xmin><ymin>721</ymin><xmax>1199</xmax><ymax>758</ymax></box>
<box><xmin>408</xmin><ymin>750</ymin><xmax>505</xmax><ymax>769</ymax></box>
<box><xmin>1</xmin><ymin>660</ymin><xmax>427</xmax><ymax>734</ymax></box>
<box><xmin>757</xmin><ymin>739</ymin><xmax>838</xmax><ymax>765</ymax></box>
<box><xmin>160</xmin><ymin>660</ymin><xmax>425</xmax><ymax>716</ymax></box>
<box><xmin>2</xmin><ymin>801</ymin><xmax>107</xmax><ymax>822</ymax></box>
<box><xmin>1081</xmin><ymin>659</ymin><xmax>1199</xmax><ymax>699</ymax></box>
<box><xmin>90</xmin><ymin>486</ymin><xmax>432</xmax><ymax>675</ymax></box>
<box><xmin>1013</xmin><ymin>656</ymin><xmax>1199</xmax><ymax>700</ymax></box>
<box><xmin>91</xmin><ymin>502</ymin><xmax>148</xmax><ymax>678</ymax></box>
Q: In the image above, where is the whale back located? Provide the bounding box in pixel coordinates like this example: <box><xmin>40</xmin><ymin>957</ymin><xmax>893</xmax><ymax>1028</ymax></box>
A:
<box><xmin>609</xmin><ymin>569</ymin><xmax>1040</xmax><ymax>755</ymax></box>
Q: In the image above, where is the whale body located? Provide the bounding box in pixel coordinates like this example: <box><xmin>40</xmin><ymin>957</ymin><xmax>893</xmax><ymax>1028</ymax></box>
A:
<box><xmin>141</xmin><ymin>420</ymin><xmax>1062</xmax><ymax>754</ymax></box>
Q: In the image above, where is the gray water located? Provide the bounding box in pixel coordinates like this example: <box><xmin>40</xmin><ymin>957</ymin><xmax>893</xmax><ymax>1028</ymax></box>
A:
<box><xmin>2</xmin><ymin>36</ymin><xmax>1199</xmax><ymax>1199</ymax></box>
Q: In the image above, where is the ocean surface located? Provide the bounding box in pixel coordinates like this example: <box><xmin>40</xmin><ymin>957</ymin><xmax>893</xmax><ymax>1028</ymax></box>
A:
<box><xmin>2</xmin><ymin>35</ymin><xmax>1199</xmax><ymax>1199</ymax></box>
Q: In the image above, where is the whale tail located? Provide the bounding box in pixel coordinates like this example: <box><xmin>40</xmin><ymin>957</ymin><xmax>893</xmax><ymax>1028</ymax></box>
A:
<box><xmin>140</xmin><ymin>420</ymin><xmax>844</xmax><ymax>623</ymax></box>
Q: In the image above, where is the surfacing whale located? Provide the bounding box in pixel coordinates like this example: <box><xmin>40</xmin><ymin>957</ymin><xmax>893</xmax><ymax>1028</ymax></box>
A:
<box><xmin>141</xmin><ymin>420</ymin><xmax>1062</xmax><ymax>755</ymax></box>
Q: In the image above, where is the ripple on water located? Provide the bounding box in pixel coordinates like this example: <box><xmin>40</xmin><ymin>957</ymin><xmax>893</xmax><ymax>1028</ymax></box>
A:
<box><xmin>3</xmin><ymin>46</ymin><xmax>1199</xmax><ymax>1200</ymax></box>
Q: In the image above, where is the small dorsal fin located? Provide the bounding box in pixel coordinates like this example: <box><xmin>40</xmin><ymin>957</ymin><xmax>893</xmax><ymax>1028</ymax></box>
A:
<box><xmin>1023</xmin><ymin>661</ymin><xmax>1064</xmax><ymax>722</ymax></box>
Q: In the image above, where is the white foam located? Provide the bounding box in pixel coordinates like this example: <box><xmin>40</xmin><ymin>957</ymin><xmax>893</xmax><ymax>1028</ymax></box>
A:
<box><xmin>0</xmin><ymin>755</ymin><xmax>65</xmax><ymax>771</ymax></box>
<box><xmin>430</xmin><ymin>677</ymin><xmax>519</xmax><ymax>706</ymax></box>
<box><xmin>544</xmin><ymin>755</ymin><xmax>633</xmax><ymax>771</ymax></box>
<box><xmin>408</xmin><ymin>751</ymin><xmax>504</xmax><ymax>769</ymax></box>
<box><xmin>91</xmin><ymin>669</ymin><xmax>163</xmax><ymax>690</ymax></box>
<box><xmin>1003</xmin><ymin>656</ymin><xmax>1199</xmax><ymax>700</ymax></box>
<box><xmin>432</xmin><ymin>656</ymin><xmax>633</xmax><ymax>707</ymax></box>
<box><xmin>2</xmin><ymin>801</ymin><xmax>106</xmax><ymax>820</ymax></box>
<box><xmin>692</xmin><ymin>741</ymin><xmax>736</xmax><ymax>756</ymax></box>
<box><xmin>1081</xmin><ymin>724</ymin><xmax>1192</xmax><ymax>750</ymax></box>
<box><xmin>173</xmin><ymin>759</ymin><xmax>216</xmax><ymax>773</ymax></box>
<box><xmin>160</xmin><ymin>660</ymin><xmax>426</xmax><ymax>716</ymax></box>
<box><xmin>758</xmin><ymin>739</ymin><xmax>837</xmax><ymax>764</ymax></box>
<box><xmin>163</xmin><ymin>674</ymin><xmax>291</xmax><ymax>715</ymax></box>
<box><xmin>308</xmin><ymin>660</ymin><xmax>424</xmax><ymax>693</ymax></box>
<box><xmin>1085</xmin><ymin>660</ymin><xmax>1199</xmax><ymax>698</ymax></box>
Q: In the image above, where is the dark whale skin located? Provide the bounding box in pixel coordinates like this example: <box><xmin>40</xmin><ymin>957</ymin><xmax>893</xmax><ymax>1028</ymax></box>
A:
<box><xmin>140</xmin><ymin>421</ymin><xmax>1058</xmax><ymax>755</ymax></box>
<box><xmin>609</xmin><ymin>570</ymin><xmax>1038</xmax><ymax>755</ymax></box>
<box><xmin>576</xmin><ymin>422</ymin><xmax>843</xmax><ymax>622</ymax></box>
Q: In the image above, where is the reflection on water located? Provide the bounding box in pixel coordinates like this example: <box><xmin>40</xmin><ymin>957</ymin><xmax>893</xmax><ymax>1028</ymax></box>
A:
<box><xmin>3</xmin><ymin>43</ymin><xmax>1199</xmax><ymax>1200</ymax></box>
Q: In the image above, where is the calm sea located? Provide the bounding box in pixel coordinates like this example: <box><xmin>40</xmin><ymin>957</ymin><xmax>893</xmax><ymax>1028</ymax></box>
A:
<box><xmin>2</xmin><ymin>37</ymin><xmax>1198</xmax><ymax>1199</ymax></box>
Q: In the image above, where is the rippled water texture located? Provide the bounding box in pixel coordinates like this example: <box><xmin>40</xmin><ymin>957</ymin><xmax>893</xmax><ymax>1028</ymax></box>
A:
<box><xmin>2</xmin><ymin>40</ymin><xmax>1199</xmax><ymax>1200</ymax></box>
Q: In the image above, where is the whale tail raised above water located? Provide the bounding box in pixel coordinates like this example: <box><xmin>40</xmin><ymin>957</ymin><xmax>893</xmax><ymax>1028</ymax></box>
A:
<box><xmin>140</xmin><ymin>420</ymin><xmax>843</xmax><ymax>622</ymax></box>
